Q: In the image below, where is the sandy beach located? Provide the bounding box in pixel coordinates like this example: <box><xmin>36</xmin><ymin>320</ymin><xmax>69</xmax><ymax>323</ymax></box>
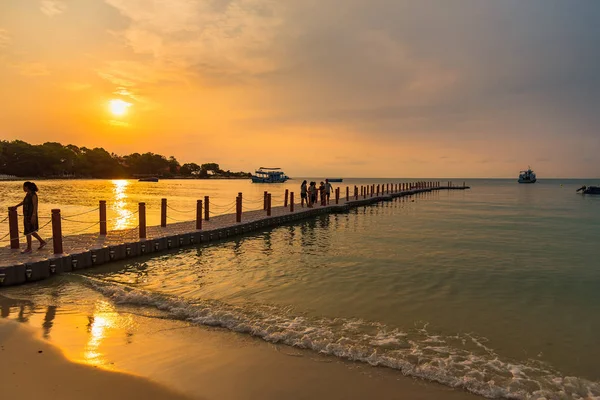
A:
<box><xmin>0</xmin><ymin>319</ymin><xmax>192</xmax><ymax>400</ymax></box>
<box><xmin>0</xmin><ymin>293</ymin><xmax>480</xmax><ymax>400</ymax></box>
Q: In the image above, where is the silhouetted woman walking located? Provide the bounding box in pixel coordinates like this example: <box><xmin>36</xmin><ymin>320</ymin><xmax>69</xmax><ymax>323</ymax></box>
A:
<box><xmin>13</xmin><ymin>181</ymin><xmax>46</xmax><ymax>253</ymax></box>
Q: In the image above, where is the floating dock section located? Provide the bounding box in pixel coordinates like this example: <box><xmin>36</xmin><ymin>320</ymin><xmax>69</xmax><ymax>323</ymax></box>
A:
<box><xmin>0</xmin><ymin>182</ymin><xmax>469</xmax><ymax>287</ymax></box>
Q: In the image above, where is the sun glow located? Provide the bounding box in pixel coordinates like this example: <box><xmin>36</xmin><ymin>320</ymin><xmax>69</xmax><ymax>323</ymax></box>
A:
<box><xmin>108</xmin><ymin>99</ymin><xmax>132</xmax><ymax>116</ymax></box>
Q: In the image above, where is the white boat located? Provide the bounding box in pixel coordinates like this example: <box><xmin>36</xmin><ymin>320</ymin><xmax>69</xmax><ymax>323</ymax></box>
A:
<box><xmin>518</xmin><ymin>167</ymin><xmax>537</xmax><ymax>184</ymax></box>
<box><xmin>251</xmin><ymin>167</ymin><xmax>289</xmax><ymax>183</ymax></box>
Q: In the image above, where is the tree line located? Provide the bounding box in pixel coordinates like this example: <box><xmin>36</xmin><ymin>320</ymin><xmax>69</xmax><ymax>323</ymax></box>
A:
<box><xmin>0</xmin><ymin>140</ymin><xmax>251</xmax><ymax>179</ymax></box>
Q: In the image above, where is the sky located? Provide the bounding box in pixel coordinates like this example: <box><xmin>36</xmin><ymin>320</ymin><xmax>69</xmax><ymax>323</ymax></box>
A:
<box><xmin>1</xmin><ymin>0</ymin><xmax>599</xmax><ymax>178</ymax></box>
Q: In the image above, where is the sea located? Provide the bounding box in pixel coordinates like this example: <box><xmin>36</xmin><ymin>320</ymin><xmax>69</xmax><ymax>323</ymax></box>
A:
<box><xmin>1</xmin><ymin>178</ymin><xmax>599</xmax><ymax>399</ymax></box>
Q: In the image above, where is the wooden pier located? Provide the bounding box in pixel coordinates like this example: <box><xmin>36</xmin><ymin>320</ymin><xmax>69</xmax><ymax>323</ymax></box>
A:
<box><xmin>0</xmin><ymin>182</ymin><xmax>469</xmax><ymax>287</ymax></box>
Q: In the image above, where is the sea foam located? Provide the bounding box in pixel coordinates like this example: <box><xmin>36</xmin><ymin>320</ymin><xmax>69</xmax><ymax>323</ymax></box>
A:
<box><xmin>87</xmin><ymin>278</ymin><xmax>600</xmax><ymax>400</ymax></box>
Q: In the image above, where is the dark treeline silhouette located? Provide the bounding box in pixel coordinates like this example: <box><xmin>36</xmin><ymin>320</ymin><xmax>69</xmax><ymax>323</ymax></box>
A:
<box><xmin>0</xmin><ymin>140</ymin><xmax>251</xmax><ymax>179</ymax></box>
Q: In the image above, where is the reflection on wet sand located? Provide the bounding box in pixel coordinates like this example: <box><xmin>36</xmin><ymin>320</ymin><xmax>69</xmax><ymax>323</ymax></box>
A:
<box><xmin>42</xmin><ymin>305</ymin><xmax>57</xmax><ymax>339</ymax></box>
<box><xmin>0</xmin><ymin>293</ymin><xmax>130</xmax><ymax>369</ymax></box>
<box><xmin>83</xmin><ymin>300</ymin><xmax>119</xmax><ymax>366</ymax></box>
<box><xmin>1</xmin><ymin>295</ymin><xmax>57</xmax><ymax>337</ymax></box>
<box><xmin>0</xmin><ymin>295</ymin><xmax>34</xmax><ymax>321</ymax></box>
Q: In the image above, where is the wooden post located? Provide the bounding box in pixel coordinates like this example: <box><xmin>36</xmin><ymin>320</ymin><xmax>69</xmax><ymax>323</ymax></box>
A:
<box><xmin>161</xmin><ymin>198</ymin><xmax>167</xmax><ymax>227</ymax></box>
<box><xmin>346</xmin><ymin>186</ymin><xmax>349</xmax><ymax>201</ymax></box>
<box><xmin>335</xmin><ymin>188</ymin><xmax>339</xmax><ymax>204</ymax></box>
<box><xmin>196</xmin><ymin>200</ymin><xmax>202</xmax><ymax>230</ymax></box>
<box><xmin>51</xmin><ymin>209</ymin><xmax>62</xmax><ymax>254</ymax></box>
<box><xmin>204</xmin><ymin>196</ymin><xmax>210</xmax><ymax>221</ymax></box>
<box><xmin>139</xmin><ymin>202</ymin><xmax>146</xmax><ymax>239</ymax></box>
<box><xmin>284</xmin><ymin>189</ymin><xmax>289</xmax><ymax>207</ymax></box>
<box><xmin>267</xmin><ymin>194</ymin><xmax>272</xmax><ymax>216</ymax></box>
<box><xmin>263</xmin><ymin>191</ymin><xmax>268</xmax><ymax>210</ymax></box>
<box><xmin>8</xmin><ymin>207</ymin><xmax>19</xmax><ymax>249</ymax></box>
<box><xmin>99</xmin><ymin>200</ymin><xmax>107</xmax><ymax>235</ymax></box>
<box><xmin>377</xmin><ymin>184</ymin><xmax>380</xmax><ymax>196</ymax></box>
<box><xmin>290</xmin><ymin>192</ymin><xmax>294</xmax><ymax>212</ymax></box>
<box><xmin>354</xmin><ymin>186</ymin><xmax>358</xmax><ymax>200</ymax></box>
<box><xmin>236</xmin><ymin>194</ymin><xmax>242</xmax><ymax>223</ymax></box>
<box><xmin>364</xmin><ymin>185</ymin><xmax>367</xmax><ymax>199</ymax></box>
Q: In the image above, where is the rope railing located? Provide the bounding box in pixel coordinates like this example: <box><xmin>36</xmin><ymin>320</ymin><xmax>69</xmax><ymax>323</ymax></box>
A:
<box><xmin>243</xmin><ymin>197</ymin><xmax>267</xmax><ymax>204</ymax></box>
<box><xmin>17</xmin><ymin>213</ymin><xmax>51</xmax><ymax>219</ymax></box>
<box><xmin>64</xmin><ymin>221</ymin><xmax>100</xmax><ymax>236</ymax></box>
<box><xmin>208</xmin><ymin>200</ymin><xmax>237</xmax><ymax>209</ymax></box>
<box><xmin>62</xmin><ymin>207</ymin><xmax>99</xmax><ymax>218</ymax></box>
<box><xmin>61</xmin><ymin>216</ymin><xmax>97</xmax><ymax>223</ymax></box>
<box><xmin>209</xmin><ymin>204</ymin><xmax>237</xmax><ymax>215</ymax></box>
<box><xmin>17</xmin><ymin>220</ymin><xmax>53</xmax><ymax>241</ymax></box>
<box><xmin>166</xmin><ymin>215</ymin><xmax>192</xmax><ymax>223</ymax></box>
<box><xmin>166</xmin><ymin>205</ymin><xmax>196</xmax><ymax>214</ymax></box>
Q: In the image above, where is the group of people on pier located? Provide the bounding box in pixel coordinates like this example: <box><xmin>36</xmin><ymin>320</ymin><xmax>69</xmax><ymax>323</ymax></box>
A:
<box><xmin>300</xmin><ymin>179</ymin><xmax>334</xmax><ymax>208</ymax></box>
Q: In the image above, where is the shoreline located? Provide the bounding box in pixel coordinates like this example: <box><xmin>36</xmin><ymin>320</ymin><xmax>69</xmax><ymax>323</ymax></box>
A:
<box><xmin>0</xmin><ymin>294</ymin><xmax>481</xmax><ymax>400</ymax></box>
<box><xmin>0</xmin><ymin>318</ymin><xmax>193</xmax><ymax>400</ymax></box>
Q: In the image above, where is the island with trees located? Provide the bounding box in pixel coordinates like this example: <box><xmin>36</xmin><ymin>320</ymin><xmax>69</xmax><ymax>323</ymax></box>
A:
<box><xmin>0</xmin><ymin>140</ymin><xmax>252</xmax><ymax>179</ymax></box>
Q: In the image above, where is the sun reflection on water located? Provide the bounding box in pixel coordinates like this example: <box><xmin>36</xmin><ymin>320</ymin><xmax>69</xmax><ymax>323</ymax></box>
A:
<box><xmin>83</xmin><ymin>300</ymin><xmax>119</xmax><ymax>366</ymax></box>
<box><xmin>111</xmin><ymin>179</ymin><xmax>132</xmax><ymax>230</ymax></box>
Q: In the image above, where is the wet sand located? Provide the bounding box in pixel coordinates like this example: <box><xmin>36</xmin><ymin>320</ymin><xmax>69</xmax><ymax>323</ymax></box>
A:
<box><xmin>0</xmin><ymin>294</ymin><xmax>481</xmax><ymax>400</ymax></box>
<box><xmin>0</xmin><ymin>319</ymin><xmax>192</xmax><ymax>400</ymax></box>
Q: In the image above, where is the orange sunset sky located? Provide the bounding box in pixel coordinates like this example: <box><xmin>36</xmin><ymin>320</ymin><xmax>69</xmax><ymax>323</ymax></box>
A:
<box><xmin>1</xmin><ymin>0</ymin><xmax>599</xmax><ymax>178</ymax></box>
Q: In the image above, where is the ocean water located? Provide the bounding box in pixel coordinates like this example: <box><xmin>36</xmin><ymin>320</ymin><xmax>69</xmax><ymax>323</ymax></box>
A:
<box><xmin>1</xmin><ymin>178</ymin><xmax>600</xmax><ymax>399</ymax></box>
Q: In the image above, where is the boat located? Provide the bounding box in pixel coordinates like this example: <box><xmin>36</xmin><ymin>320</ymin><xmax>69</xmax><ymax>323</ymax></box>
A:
<box><xmin>327</xmin><ymin>178</ymin><xmax>343</xmax><ymax>182</ymax></box>
<box><xmin>138</xmin><ymin>177</ymin><xmax>159</xmax><ymax>182</ymax></box>
<box><xmin>251</xmin><ymin>167</ymin><xmax>289</xmax><ymax>183</ymax></box>
<box><xmin>576</xmin><ymin>185</ymin><xmax>600</xmax><ymax>195</ymax></box>
<box><xmin>518</xmin><ymin>167</ymin><xmax>537</xmax><ymax>183</ymax></box>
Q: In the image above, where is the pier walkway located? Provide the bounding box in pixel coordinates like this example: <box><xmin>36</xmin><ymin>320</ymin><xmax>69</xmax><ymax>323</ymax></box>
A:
<box><xmin>0</xmin><ymin>182</ymin><xmax>469</xmax><ymax>287</ymax></box>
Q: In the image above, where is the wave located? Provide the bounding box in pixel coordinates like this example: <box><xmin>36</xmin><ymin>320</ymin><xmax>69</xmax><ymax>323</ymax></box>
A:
<box><xmin>86</xmin><ymin>278</ymin><xmax>600</xmax><ymax>400</ymax></box>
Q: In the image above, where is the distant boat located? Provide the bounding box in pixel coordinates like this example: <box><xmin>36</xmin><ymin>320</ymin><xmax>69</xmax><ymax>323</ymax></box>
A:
<box><xmin>327</xmin><ymin>178</ymin><xmax>343</xmax><ymax>182</ymax></box>
<box><xmin>251</xmin><ymin>167</ymin><xmax>289</xmax><ymax>183</ymax></box>
<box><xmin>138</xmin><ymin>177</ymin><xmax>159</xmax><ymax>182</ymax></box>
<box><xmin>518</xmin><ymin>167</ymin><xmax>537</xmax><ymax>184</ymax></box>
<box><xmin>576</xmin><ymin>185</ymin><xmax>600</xmax><ymax>195</ymax></box>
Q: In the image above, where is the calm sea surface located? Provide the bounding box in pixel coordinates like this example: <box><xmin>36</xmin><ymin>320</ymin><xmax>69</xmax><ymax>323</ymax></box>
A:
<box><xmin>1</xmin><ymin>178</ymin><xmax>600</xmax><ymax>399</ymax></box>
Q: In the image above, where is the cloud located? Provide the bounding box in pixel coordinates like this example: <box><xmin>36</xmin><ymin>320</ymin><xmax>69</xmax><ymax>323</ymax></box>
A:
<box><xmin>0</xmin><ymin>29</ymin><xmax>10</xmax><ymax>48</ymax></box>
<box><xmin>17</xmin><ymin>62</ymin><xmax>50</xmax><ymax>76</ymax></box>
<box><xmin>40</xmin><ymin>0</ymin><xmax>67</xmax><ymax>17</ymax></box>
<box><xmin>103</xmin><ymin>0</ymin><xmax>285</xmax><ymax>80</ymax></box>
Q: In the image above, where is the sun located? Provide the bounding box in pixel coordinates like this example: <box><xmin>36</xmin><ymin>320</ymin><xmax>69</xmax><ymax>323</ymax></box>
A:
<box><xmin>108</xmin><ymin>99</ymin><xmax>132</xmax><ymax>117</ymax></box>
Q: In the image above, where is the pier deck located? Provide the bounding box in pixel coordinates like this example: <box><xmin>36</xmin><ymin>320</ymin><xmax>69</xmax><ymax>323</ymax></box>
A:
<box><xmin>0</xmin><ymin>186</ymin><xmax>469</xmax><ymax>287</ymax></box>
